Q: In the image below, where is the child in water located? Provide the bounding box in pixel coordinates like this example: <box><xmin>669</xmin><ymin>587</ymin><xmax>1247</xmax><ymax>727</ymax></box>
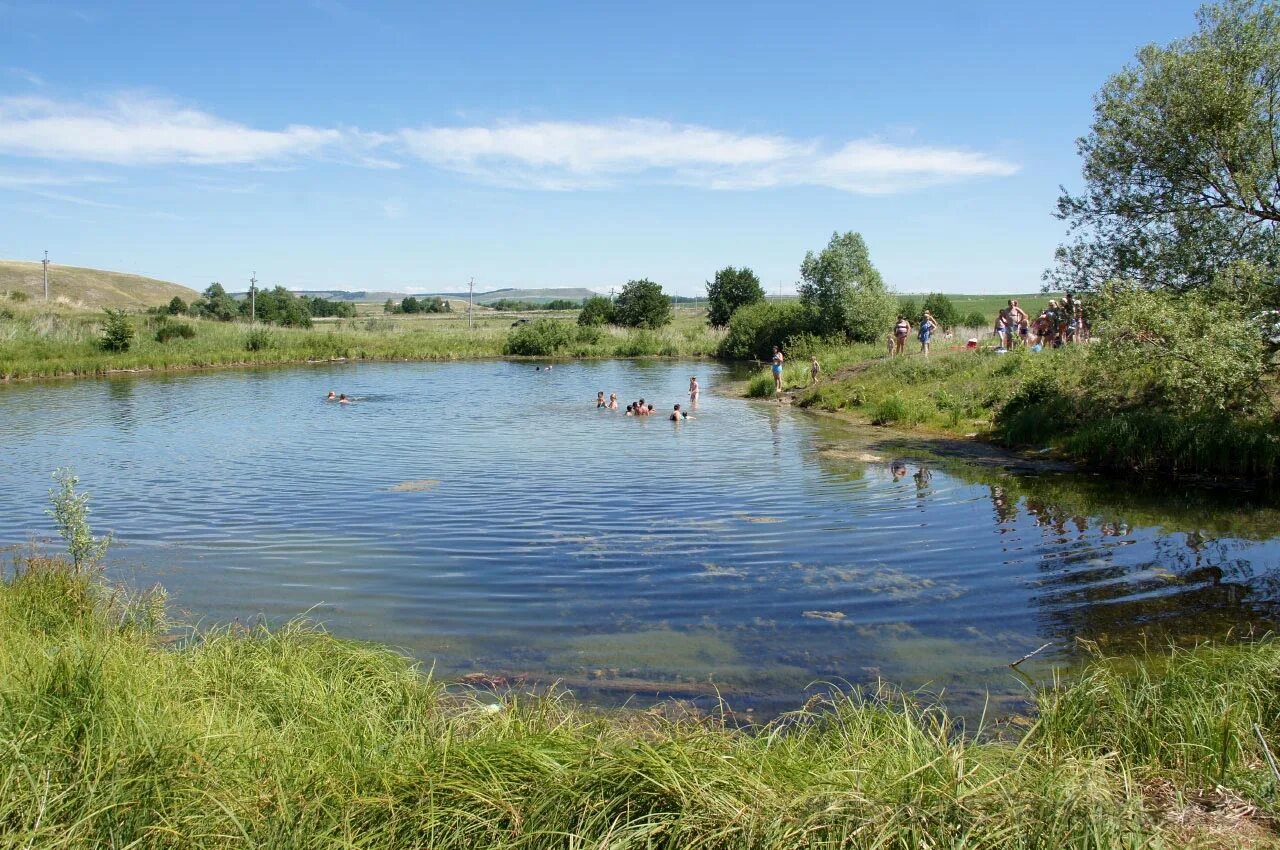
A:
<box><xmin>596</xmin><ymin>391</ymin><xmax>606</xmax><ymax>408</ymax></box>
<box><xmin>607</xmin><ymin>393</ymin><xmax>618</xmax><ymax>410</ymax></box>
<box><xmin>326</xmin><ymin>391</ymin><xmax>336</xmax><ymax>401</ymax></box>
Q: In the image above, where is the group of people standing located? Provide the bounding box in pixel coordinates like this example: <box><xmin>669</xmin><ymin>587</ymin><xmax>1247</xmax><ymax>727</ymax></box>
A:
<box><xmin>890</xmin><ymin>311</ymin><xmax>939</xmax><ymax>357</ymax></box>
<box><xmin>596</xmin><ymin>376</ymin><xmax>700</xmax><ymax>420</ymax></box>
<box><xmin>994</xmin><ymin>294</ymin><xmax>1087</xmax><ymax>350</ymax></box>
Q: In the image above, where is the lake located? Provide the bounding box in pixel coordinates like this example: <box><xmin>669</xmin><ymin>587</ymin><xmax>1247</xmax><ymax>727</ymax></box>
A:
<box><xmin>3</xmin><ymin>359</ymin><xmax>1279</xmax><ymax>716</ymax></box>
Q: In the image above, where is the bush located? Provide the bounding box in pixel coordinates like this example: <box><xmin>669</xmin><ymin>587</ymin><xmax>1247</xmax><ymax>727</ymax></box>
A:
<box><xmin>897</xmin><ymin>296</ymin><xmax>920</xmax><ymax>321</ymax></box>
<box><xmin>612</xmin><ymin>279</ymin><xmax>672</xmax><ymax>329</ymax></box>
<box><xmin>7</xmin><ymin>290</ymin><xmax>30</xmax><ymax>303</ymax></box>
<box><xmin>719</xmin><ymin>300</ymin><xmax>812</xmax><ymax>360</ymax></box>
<box><xmin>165</xmin><ymin>296</ymin><xmax>189</xmax><ymax>316</ymax></box>
<box><xmin>244</xmin><ymin>328</ymin><xmax>273</xmax><ymax>352</ymax></box>
<box><xmin>962</xmin><ymin>310</ymin><xmax>987</xmax><ymax>328</ymax></box>
<box><xmin>155</xmin><ymin>322</ymin><xmax>196</xmax><ymax>343</ymax></box>
<box><xmin>1088</xmin><ymin>283</ymin><xmax>1269</xmax><ymax>416</ymax></box>
<box><xmin>99</xmin><ymin>309</ymin><xmax>134</xmax><ymax>352</ymax></box>
<box><xmin>577</xmin><ymin>295</ymin><xmax>615</xmax><ymax>327</ymax></box>
<box><xmin>503</xmin><ymin>319</ymin><xmax>575</xmax><ymax>356</ymax></box>
<box><xmin>574</xmin><ymin>324</ymin><xmax>604</xmax><ymax>345</ymax></box>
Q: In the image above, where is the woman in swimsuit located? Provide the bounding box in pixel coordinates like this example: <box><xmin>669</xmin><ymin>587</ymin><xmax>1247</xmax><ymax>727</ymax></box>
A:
<box><xmin>771</xmin><ymin>346</ymin><xmax>785</xmax><ymax>393</ymax></box>
<box><xmin>607</xmin><ymin>393</ymin><xmax>618</xmax><ymax>410</ymax></box>
<box><xmin>893</xmin><ymin>316</ymin><xmax>911</xmax><ymax>356</ymax></box>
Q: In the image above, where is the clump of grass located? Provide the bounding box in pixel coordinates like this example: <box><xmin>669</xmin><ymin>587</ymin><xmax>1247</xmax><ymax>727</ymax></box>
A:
<box><xmin>746</xmin><ymin>370</ymin><xmax>776</xmax><ymax>397</ymax></box>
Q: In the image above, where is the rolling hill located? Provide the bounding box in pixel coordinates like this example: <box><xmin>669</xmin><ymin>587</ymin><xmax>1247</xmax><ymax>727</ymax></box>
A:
<box><xmin>285</xmin><ymin>287</ymin><xmax>600</xmax><ymax>305</ymax></box>
<box><xmin>0</xmin><ymin>260</ymin><xmax>199</xmax><ymax>309</ymax></box>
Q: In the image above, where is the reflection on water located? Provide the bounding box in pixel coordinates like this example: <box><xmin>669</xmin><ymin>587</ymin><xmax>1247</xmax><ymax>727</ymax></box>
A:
<box><xmin>2</xmin><ymin>360</ymin><xmax>1279</xmax><ymax>716</ymax></box>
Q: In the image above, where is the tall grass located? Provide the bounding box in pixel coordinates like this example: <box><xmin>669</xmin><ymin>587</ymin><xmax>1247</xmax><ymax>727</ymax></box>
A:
<box><xmin>2</xmin><ymin>550</ymin><xmax>1278</xmax><ymax>848</ymax></box>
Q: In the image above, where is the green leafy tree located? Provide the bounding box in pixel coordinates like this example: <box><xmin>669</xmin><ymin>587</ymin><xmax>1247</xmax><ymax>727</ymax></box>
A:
<box><xmin>962</xmin><ymin>310</ymin><xmax>988</xmax><ymax>328</ymax></box>
<box><xmin>166</xmin><ymin>296</ymin><xmax>189</xmax><ymax>316</ymax></box>
<box><xmin>798</xmin><ymin>231</ymin><xmax>896</xmax><ymax>342</ymax></box>
<box><xmin>578</xmin><ymin>295</ymin><xmax>615</xmax><ymax>326</ymax></box>
<box><xmin>705</xmin><ymin>266</ymin><xmax>765</xmax><ymax>327</ymax></box>
<box><xmin>1050</xmin><ymin>0</ymin><xmax>1280</xmax><ymax>295</ymax></box>
<box><xmin>897</xmin><ymin>296</ymin><xmax>920</xmax><ymax>321</ymax></box>
<box><xmin>400</xmin><ymin>296</ymin><xmax>422</xmax><ymax>314</ymax></box>
<box><xmin>922</xmin><ymin>293</ymin><xmax>959</xmax><ymax>327</ymax></box>
<box><xmin>544</xmin><ymin>299</ymin><xmax>580</xmax><ymax>310</ymax></box>
<box><xmin>612</xmin><ymin>279</ymin><xmax>672</xmax><ymax>329</ymax></box>
<box><xmin>383</xmin><ymin>298</ymin><xmax>397</xmax><ymax>314</ymax></box>
<box><xmin>192</xmin><ymin>282</ymin><xmax>239</xmax><ymax>322</ymax></box>
<box><xmin>99</xmin><ymin>309</ymin><xmax>134</xmax><ymax>352</ymax></box>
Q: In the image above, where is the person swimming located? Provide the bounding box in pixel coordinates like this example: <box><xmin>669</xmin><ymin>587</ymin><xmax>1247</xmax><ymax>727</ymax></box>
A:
<box><xmin>338</xmin><ymin>394</ymin><xmax>352</xmax><ymax>405</ymax></box>
<box><xmin>607</xmin><ymin>393</ymin><xmax>618</xmax><ymax>410</ymax></box>
<box><xmin>596</xmin><ymin>391</ymin><xmax>606</xmax><ymax>408</ymax></box>
<box><xmin>625</xmin><ymin>403</ymin><xmax>635</xmax><ymax>416</ymax></box>
<box><xmin>670</xmin><ymin>403</ymin><xmax>689</xmax><ymax>421</ymax></box>
<box><xmin>325</xmin><ymin>391</ymin><xmax>336</xmax><ymax>401</ymax></box>
<box><xmin>646</xmin><ymin>404</ymin><xmax>656</xmax><ymax>415</ymax></box>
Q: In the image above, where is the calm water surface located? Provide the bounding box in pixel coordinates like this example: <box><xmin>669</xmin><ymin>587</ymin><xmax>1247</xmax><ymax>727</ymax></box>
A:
<box><xmin>3</xmin><ymin>359</ymin><xmax>1280</xmax><ymax>714</ymax></box>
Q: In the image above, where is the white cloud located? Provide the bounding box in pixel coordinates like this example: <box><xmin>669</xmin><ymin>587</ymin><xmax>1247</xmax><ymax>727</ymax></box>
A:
<box><xmin>400</xmin><ymin>119</ymin><xmax>1017</xmax><ymax>193</ymax></box>
<box><xmin>0</xmin><ymin>94</ymin><xmax>360</xmax><ymax>165</ymax></box>
<box><xmin>0</xmin><ymin>94</ymin><xmax>1018</xmax><ymax>193</ymax></box>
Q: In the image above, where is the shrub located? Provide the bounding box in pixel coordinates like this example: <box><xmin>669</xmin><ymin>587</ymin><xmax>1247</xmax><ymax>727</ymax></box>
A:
<box><xmin>166</xmin><ymin>296</ymin><xmax>189</xmax><ymax>316</ymax></box>
<box><xmin>0</xmin><ymin>306</ymin><xmax>13</xmax><ymax>320</ymax></box>
<box><xmin>897</xmin><ymin>296</ymin><xmax>920</xmax><ymax>321</ymax></box>
<box><xmin>7</xmin><ymin>290</ymin><xmax>30</xmax><ymax>302</ymax></box>
<box><xmin>1088</xmin><ymin>283</ymin><xmax>1269</xmax><ymax>416</ymax></box>
<box><xmin>503</xmin><ymin>319</ymin><xmax>574</xmax><ymax>356</ymax></box>
<box><xmin>244</xmin><ymin>328</ymin><xmax>273</xmax><ymax>352</ymax></box>
<box><xmin>612</xmin><ymin>279</ymin><xmax>672</xmax><ymax>329</ymax></box>
<box><xmin>577</xmin><ymin>295</ymin><xmax>615</xmax><ymax>327</ymax></box>
<box><xmin>719</xmin><ymin>300</ymin><xmax>812</xmax><ymax>360</ymax></box>
<box><xmin>155</xmin><ymin>322</ymin><xmax>196</xmax><ymax>343</ymax></box>
<box><xmin>574</xmin><ymin>324</ymin><xmax>604</xmax><ymax>345</ymax></box>
<box><xmin>962</xmin><ymin>310</ymin><xmax>987</xmax><ymax>328</ymax></box>
<box><xmin>45</xmin><ymin>469</ymin><xmax>111</xmax><ymax>572</ymax></box>
<box><xmin>99</xmin><ymin>309</ymin><xmax>134</xmax><ymax>352</ymax></box>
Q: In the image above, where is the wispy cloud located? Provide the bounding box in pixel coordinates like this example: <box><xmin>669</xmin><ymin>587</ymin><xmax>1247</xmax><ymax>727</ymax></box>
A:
<box><xmin>399</xmin><ymin>119</ymin><xmax>1017</xmax><ymax>193</ymax></box>
<box><xmin>5</xmin><ymin>67</ymin><xmax>44</xmax><ymax>86</ymax></box>
<box><xmin>0</xmin><ymin>94</ymin><xmax>374</xmax><ymax>165</ymax></box>
<box><xmin>0</xmin><ymin>94</ymin><xmax>1018</xmax><ymax>193</ymax></box>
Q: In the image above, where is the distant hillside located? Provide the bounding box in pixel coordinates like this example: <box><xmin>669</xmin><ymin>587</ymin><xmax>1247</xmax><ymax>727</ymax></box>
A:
<box><xmin>0</xmin><ymin>260</ymin><xmax>199</xmax><ymax>309</ymax></box>
<box><xmin>286</xmin><ymin>287</ymin><xmax>600</xmax><ymax>305</ymax></box>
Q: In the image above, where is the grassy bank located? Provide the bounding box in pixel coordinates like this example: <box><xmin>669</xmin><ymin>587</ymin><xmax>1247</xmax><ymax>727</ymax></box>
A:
<box><xmin>3</xmin><ymin>553</ymin><xmax>1279</xmax><ymax>848</ymax></box>
<box><xmin>0</xmin><ymin>303</ymin><xmax>723</xmax><ymax>380</ymax></box>
<box><xmin>746</xmin><ymin>338</ymin><xmax>1280</xmax><ymax>480</ymax></box>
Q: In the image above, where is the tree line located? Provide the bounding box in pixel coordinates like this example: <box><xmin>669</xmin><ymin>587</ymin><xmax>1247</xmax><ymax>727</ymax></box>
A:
<box><xmin>168</xmin><ymin>283</ymin><xmax>357</xmax><ymax>328</ymax></box>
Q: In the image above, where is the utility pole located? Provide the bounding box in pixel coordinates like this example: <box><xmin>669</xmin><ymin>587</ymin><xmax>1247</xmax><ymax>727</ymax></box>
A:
<box><xmin>468</xmin><ymin>277</ymin><xmax>474</xmax><ymax>330</ymax></box>
<box><xmin>249</xmin><ymin>272</ymin><xmax>258</xmax><ymax>324</ymax></box>
<box><xmin>42</xmin><ymin>250</ymin><xmax>49</xmax><ymax>301</ymax></box>
<box><xmin>609</xmin><ymin>287</ymin><xmax>615</xmax><ymax>302</ymax></box>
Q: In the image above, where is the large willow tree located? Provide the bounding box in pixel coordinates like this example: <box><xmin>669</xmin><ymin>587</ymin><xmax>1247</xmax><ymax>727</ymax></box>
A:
<box><xmin>1050</xmin><ymin>0</ymin><xmax>1280</xmax><ymax>296</ymax></box>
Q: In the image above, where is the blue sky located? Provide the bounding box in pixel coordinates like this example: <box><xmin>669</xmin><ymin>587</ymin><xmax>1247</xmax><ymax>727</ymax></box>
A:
<box><xmin>0</xmin><ymin>0</ymin><xmax>1204</xmax><ymax>295</ymax></box>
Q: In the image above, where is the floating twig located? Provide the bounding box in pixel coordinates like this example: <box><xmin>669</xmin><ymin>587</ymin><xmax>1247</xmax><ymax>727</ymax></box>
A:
<box><xmin>1009</xmin><ymin>642</ymin><xmax>1054</xmax><ymax>668</ymax></box>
